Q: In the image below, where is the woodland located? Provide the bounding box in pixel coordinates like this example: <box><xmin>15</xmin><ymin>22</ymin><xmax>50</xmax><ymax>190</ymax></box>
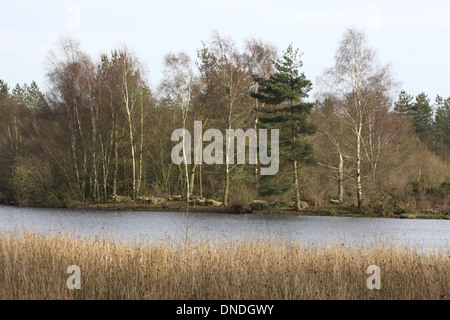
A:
<box><xmin>0</xmin><ymin>29</ymin><xmax>448</xmax><ymax>217</ymax></box>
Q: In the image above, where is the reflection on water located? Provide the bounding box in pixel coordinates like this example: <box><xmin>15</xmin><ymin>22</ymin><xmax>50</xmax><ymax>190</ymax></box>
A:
<box><xmin>0</xmin><ymin>205</ymin><xmax>448</xmax><ymax>251</ymax></box>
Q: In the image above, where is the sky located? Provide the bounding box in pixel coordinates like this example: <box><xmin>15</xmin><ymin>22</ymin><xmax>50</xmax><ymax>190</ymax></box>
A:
<box><xmin>1</xmin><ymin>0</ymin><xmax>449</xmax><ymax>103</ymax></box>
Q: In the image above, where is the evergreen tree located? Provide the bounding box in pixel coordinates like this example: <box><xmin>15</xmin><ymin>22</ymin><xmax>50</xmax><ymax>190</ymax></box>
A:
<box><xmin>12</xmin><ymin>83</ymin><xmax>25</xmax><ymax>100</ymax></box>
<box><xmin>411</xmin><ymin>93</ymin><xmax>433</xmax><ymax>142</ymax></box>
<box><xmin>434</xmin><ymin>95</ymin><xmax>450</xmax><ymax>160</ymax></box>
<box><xmin>24</xmin><ymin>81</ymin><xmax>49</xmax><ymax>112</ymax></box>
<box><xmin>251</xmin><ymin>45</ymin><xmax>316</xmax><ymax>211</ymax></box>
<box><xmin>0</xmin><ymin>80</ymin><xmax>8</xmax><ymax>98</ymax></box>
<box><xmin>395</xmin><ymin>91</ymin><xmax>434</xmax><ymax>144</ymax></box>
<box><xmin>394</xmin><ymin>90</ymin><xmax>414</xmax><ymax>116</ymax></box>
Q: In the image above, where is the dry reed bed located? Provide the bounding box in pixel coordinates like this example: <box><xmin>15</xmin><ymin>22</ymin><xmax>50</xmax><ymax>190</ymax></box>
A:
<box><xmin>0</xmin><ymin>232</ymin><xmax>448</xmax><ymax>300</ymax></box>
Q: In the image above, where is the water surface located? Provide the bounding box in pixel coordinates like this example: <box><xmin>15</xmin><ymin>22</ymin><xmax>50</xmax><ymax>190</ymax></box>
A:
<box><xmin>0</xmin><ymin>205</ymin><xmax>448</xmax><ymax>251</ymax></box>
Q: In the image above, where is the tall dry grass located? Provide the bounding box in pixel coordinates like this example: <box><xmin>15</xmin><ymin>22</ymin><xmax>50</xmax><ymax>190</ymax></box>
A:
<box><xmin>0</xmin><ymin>231</ymin><xmax>448</xmax><ymax>300</ymax></box>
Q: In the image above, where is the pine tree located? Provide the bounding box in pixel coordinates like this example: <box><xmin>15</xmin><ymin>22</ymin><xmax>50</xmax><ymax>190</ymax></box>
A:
<box><xmin>394</xmin><ymin>90</ymin><xmax>414</xmax><ymax>116</ymax></box>
<box><xmin>25</xmin><ymin>81</ymin><xmax>49</xmax><ymax>112</ymax></box>
<box><xmin>0</xmin><ymin>80</ymin><xmax>8</xmax><ymax>98</ymax></box>
<box><xmin>251</xmin><ymin>45</ymin><xmax>316</xmax><ymax>211</ymax></box>
<box><xmin>411</xmin><ymin>93</ymin><xmax>433</xmax><ymax>143</ymax></box>
<box><xmin>434</xmin><ymin>96</ymin><xmax>450</xmax><ymax>161</ymax></box>
<box><xmin>394</xmin><ymin>91</ymin><xmax>433</xmax><ymax>144</ymax></box>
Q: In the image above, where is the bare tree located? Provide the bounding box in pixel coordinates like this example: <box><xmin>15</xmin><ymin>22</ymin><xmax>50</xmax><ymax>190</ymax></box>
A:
<box><xmin>208</xmin><ymin>32</ymin><xmax>254</xmax><ymax>206</ymax></box>
<box><xmin>113</xmin><ymin>48</ymin><xmax>145</xmax><ymax>200</ymax></box>
<box><xmin>46</xmin><ymin>36</ymin><xmax>95</xmax><ymax>200</ymax></box>
<box><xmin>161</xmin><ymin>52</ymin><xmax>194</xmax><ymax>202</ymax></box>
<box><xmin>321</xmin><ymin>28</ymin><xmax>395</xmax><ymax>208</ymax></box>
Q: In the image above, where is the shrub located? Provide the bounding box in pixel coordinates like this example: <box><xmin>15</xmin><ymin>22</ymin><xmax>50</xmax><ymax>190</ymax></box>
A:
<box><xmin>227</xmin><ymin>201</ymin><xmax>249</xmax><ymax>214</ymax></box>
<box><xmin>12</xmin><ymin>156</ymin><xmax>65</xmax><ymax>207</ymax></box>
<box><xmin>250</xmin><ymin>201</ymin><xmax>271</xmax><ymax>211</ymax></box>
<box><xmin>249</xmin><ymin>200</ymin><xmax>295</xmax><ymax>211</ymax></box>
<box><xmin>271</xmin><ymin>200</ymin><xmax>294</xmax><ymax>208</ymax></box>
<box><xmin>113</xmin><ymin>195</ymin><xmax>135</xmax><ymax>205</ymax></box>
<box><xmin>363</xmin><ymin>192</ymin><xmax>417</xmax><ymax>217</ymax></box>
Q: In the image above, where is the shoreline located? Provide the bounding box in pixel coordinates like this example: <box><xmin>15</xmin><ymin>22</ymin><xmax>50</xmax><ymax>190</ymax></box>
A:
<box><xmin>2</xmin><ymin>201</ymin><xmax>448</xmax><ymax>220</ymax></box>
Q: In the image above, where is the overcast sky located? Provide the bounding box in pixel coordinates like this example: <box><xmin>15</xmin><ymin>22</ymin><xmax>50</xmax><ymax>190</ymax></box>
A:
<box><xmin>1</xmin><ymin>0</ymin><xmax>449</xmax><ymax>102</ymax></box>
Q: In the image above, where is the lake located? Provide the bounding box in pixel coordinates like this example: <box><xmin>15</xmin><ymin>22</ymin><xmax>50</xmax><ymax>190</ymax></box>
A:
<box><xmin>0</xmin><ymin>205</ymin><xmax>448</xmax><ymax>251</ymax></box>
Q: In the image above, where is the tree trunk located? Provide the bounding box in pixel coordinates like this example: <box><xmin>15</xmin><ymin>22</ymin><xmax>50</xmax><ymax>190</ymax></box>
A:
<box><xmin>338</xmin><ymin>152</ymin><xmax>344</xmax><ymax>202</ymax></box>
<box><xmin>183</xmin><ymin>161</ymin><xmax>190</xmax><ymax>202</ymax></box>
<box><xmin>74</xmin><ymin>103</ymin><xmax>87</xmax><ymax>200</ymax></box>
<box><xmin>124</xmin><ymin>91</ymin><xmax>136</xmax><ymax>200</ymax></box>
<box><xmin>137</xmin><ymin>91</ymin><xmax>144</xmax><ymax>197</ymax></box>
<box><xmin>182</xmin><ymin>124</ymin><xmax>190</xmax><ymax>202</ymax></box>
<box><xmin>293</xmin><ymin>160</ymin><xmax>301</xmax><ymax>211</ymax></box>
<box><xmin>65</xmin><ymin>103</ymin><xmax>81</xmax><ymax>199</ymax></box>
<box><xmin>88</xmin><ymin>80</ymin><xmax>99</xmax><ymax>201</ymax></box>
<box><xmin>127</xmin><ymin>112</ymin><xmax>136</xmax><ymax>199</ymax></box>
<box><xmin>292</xmin><ymin>123</ymin><xmax>301</xmax><ymax>211</ymax></box>
<box><xmin>223</xmin><ymin>164</ymin><xmax>230</xmax><ymax>206</ymax></box>
<box><xmin>223</xmin><ymin>122</ymin><xmax>232</xmax><ymax>206</ymax></box>
<box><xmin>99</xmin><ymin>133</ymin><xmax>109</xmax><ymax>201</ymax></box>
<box><xmin>199</xmin><ymin>164</ymin><xmax>203</xmax><ymax>198</ymax></box>
<box><xmin>112</xmin><ymin>111</ymin><xmax>119</xmax><ymax>197</ymax></box>
<box><xmin>356</xmin><ymin>127</ymin><xmax>363</xmax><ymax>209</ymax></box>
<box><xmin>254</xmin><ymin>116</ymin><xmax>260</xmax><ymax>193</ymax></box>
<box><xmin>190</xmin><ymin>164</ymin><xmax>197</xmax><ymax>198</ymax></box>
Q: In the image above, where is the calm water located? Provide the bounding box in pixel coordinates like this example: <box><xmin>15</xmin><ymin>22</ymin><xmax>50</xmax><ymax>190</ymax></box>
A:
<box><xmin>0</xmin><ymin>205</ymin><xmax>448</xmax><ymax>251</ymax></box>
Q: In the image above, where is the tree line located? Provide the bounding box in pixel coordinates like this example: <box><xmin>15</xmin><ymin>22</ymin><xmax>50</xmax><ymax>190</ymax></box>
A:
<box><xmin>0</xmin><ymin>29</ymin><xmax>448</xmax><ymax>214</ymax></box>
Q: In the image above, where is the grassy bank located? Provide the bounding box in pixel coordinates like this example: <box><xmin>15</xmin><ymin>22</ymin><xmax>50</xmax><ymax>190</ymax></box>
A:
<box><xmin>65</xmin><ymin>200</ymin><xmax>450</xmax><ymax>220</ymax></box>
<box><xmin>0</xmin><ymin>232</ymin><xmax>448</xmax><ymax>300</ymax></box>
